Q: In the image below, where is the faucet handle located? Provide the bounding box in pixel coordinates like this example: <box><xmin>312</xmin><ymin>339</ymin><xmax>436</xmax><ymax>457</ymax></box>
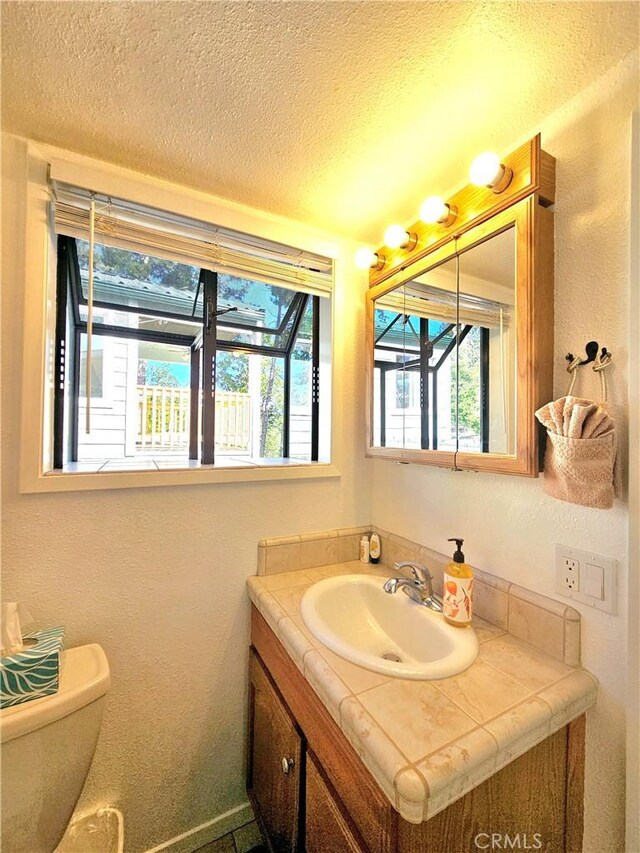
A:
<box><xmin>394</xmin><ymin>561</ymin><xmax>432</xmax><ymax>584</ymax></box>
<box><xmin>412</xmin><ymin>564</ymin><xmax>432</xmax><ymax>583</ymax></box>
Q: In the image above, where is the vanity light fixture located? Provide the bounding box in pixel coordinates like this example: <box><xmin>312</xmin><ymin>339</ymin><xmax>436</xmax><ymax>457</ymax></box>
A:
<box><xmin>469</xmin><ymin>152</ymin><xmax>513</xmax><ymax>193</ymax></box>
<box><xmin>383</xmin><ymin>224</ymin><xmax>418</xmax><ymax>251</ymax></box>
<box><xmin>355</xmin><ymin>247</ymin><xmax>386</xmax><ymax>270</ymax></box>
<box><xmin>419</xmin><ymin>195</ymin><xmax>458</xmax><ymax>227</ymax></box>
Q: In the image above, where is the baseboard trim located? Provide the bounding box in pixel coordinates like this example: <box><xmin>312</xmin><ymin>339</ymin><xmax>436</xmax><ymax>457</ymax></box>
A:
<box><xmin>145</xmin><ymin>802</ymin><xmax>254</xmax><ymax>853</ymax></box>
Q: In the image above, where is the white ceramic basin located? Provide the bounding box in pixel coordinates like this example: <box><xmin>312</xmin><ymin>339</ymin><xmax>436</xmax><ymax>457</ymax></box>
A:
<box><xmin>300</xmin><ymin>574</ymin><xmax>479</xmax><ymax>680</ymax></box>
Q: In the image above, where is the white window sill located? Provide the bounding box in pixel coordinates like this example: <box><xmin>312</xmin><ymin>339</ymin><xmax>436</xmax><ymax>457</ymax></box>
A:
<box><xmin>25</xmin><ymin>460</ymin><xmax>340</xmax><ymax>493</ymax></box>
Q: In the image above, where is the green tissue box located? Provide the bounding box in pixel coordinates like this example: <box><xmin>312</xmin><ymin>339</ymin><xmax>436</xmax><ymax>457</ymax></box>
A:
<box><xmin>0</xmin><ymin>626</ymin><xmax>65</xmax><ymax>709</ymax></box>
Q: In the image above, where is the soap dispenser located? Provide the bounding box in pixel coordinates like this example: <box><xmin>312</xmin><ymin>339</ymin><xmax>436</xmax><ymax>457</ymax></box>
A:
<box><xmin>443</xmin><ymin>538</ymin><xmax>474</xmax><ymax>627</ymax></box>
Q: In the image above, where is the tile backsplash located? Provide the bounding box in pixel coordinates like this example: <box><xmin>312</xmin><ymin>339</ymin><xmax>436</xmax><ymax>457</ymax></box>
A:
<box><xmin>258</xmin><ymin>526</ymin><xmax>372</xmax><ymax>575</ymax></box>
<box><xmin>256</xmin><ymin>525</ymin><xmax>581</xmax><ymax>668</ymax></box>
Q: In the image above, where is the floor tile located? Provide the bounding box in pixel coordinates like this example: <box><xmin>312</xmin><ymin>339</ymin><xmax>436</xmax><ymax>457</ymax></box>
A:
<box><xmin>194</xmin><ymin>831</ymin><xmax>236</xmax><ymax>853</ymax></box>
<box><xmin>233</xmin><ymin>820</ymin><xmax>264</xmax><ymax>853</ymax></box>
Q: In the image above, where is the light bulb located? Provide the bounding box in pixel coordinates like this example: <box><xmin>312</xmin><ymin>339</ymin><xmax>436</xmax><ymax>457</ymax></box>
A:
<box><xmin>469</xmin><ymin>152</ymin><xmax>513</xmax><ymax>192</ymax></box>
<box><xmin>384</xmin><ymin>224</ymin><xmax>413</xmax><ymax>249</ymax></box>
<box><xmin>420</xmin><ymin>196</ymin><xmax>456</xmax><ymax>226</ymax></box>
<box><xmin>355</xmin><ymin>247</ymin><xmax>383</xmax><ymax>270</ymax></box>
<box><xmin>470</xmin><ymin>152</ymin><xmax>502</xmax><ymax>186</ymax></box>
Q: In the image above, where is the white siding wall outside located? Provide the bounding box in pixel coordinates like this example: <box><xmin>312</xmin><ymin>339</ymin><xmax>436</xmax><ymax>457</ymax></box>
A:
<box><xmin>289</xmin><ymin>408</ymin><xmax>312</xmax><ymax>459</ymax></box>
<box><xmin>77</xmin><ymin>337</ymin><xmax>130</xmax><ymax>460</ymax></box>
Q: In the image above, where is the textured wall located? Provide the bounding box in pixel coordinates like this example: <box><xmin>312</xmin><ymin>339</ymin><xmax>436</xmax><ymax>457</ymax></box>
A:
<box><xmin>1</xmin><ymin>2</ymin><xmax>638</xmax><ymax>243</ymax></box>
<box><xmin>1</xmin><ymin>134</ymin><xmax>370</xmax><ymax>852</ymax></box>
<box><xmin>371</xmin><ymin>54</ymin><xmax>639</xmax><ymax>853</ymax></box>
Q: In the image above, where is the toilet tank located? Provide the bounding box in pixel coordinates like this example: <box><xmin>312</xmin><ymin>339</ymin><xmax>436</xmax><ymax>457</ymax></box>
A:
<box><xmin>1</xmin><ymin>644</ymin><xmax>110</xmax><ymax>853</ymax></box>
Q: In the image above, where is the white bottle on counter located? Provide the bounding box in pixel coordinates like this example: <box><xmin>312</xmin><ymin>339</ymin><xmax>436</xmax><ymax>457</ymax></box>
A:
<box><xmin>359</xmin><ymin>536</ymin><xmax>370</xmax><ymax>563</ymax></box>
<box><xmin>369</xmin><ymin>533</ymin><xmax>381</xmax><ymax>564</ymax></box>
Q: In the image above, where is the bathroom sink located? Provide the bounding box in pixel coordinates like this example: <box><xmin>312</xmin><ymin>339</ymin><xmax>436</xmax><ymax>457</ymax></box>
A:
<box><xmin>300</xmin><ymin>574</ymin><xmax>478</xmax><ymax>680</ymax></box>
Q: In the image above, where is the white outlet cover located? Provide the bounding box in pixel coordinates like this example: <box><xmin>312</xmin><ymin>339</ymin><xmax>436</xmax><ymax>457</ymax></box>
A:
<box><xmin>555</xmin><ymin>544</ymin><xmax>616</xmax><ymax>614</ymax></box>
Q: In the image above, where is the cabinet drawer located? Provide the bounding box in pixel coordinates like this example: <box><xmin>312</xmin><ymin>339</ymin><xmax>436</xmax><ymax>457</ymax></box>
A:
<box><xmin>249</xmin><ymin>651</ymin><xmax>303</xmax><ymax>852</ymax></box>
<box><xmin>306</xmin><ymin>751</ymin><xmax>367</xmax><ymax>853</ymax></box>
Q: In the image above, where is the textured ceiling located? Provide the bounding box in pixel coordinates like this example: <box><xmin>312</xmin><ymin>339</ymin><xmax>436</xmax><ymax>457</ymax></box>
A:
<box><xmin>2</xmin><ymin>1</ymin><xmax>638</xmax><ymax>242</ymax></box>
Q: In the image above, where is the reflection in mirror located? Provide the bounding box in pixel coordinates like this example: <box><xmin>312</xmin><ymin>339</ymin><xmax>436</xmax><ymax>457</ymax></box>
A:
<box><xmin>457</xmin><ymin>226</ymin><xmax>516</xmax><ymax>455</ymax></box>
<box><xmin>373</xmin><ymin>257</ymin><xmax>459</xmax><ymax>450</ymax></box>
<box><xmin>371</xmin><ymin>225</ymin><xmax>516</xmax><ymax>456</ymax></box>
<box><xmin>402</xmin><ymin>260</ymin><xmax>459</xmax><ymax>451</ymax></box>
<box><xmin>372</xmin><ymin>285</ymin><xmax>409</xmax><ymax>449</ymax></box>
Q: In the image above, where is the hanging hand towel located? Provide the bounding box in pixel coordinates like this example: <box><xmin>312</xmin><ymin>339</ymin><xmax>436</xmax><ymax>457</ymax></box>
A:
<box><xmin>535</xmin><ymin>356</ymin><xmax>619</xmax><ymax>509</ymax></box>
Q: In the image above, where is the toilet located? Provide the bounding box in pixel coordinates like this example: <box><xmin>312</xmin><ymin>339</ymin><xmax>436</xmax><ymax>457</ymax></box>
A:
<box><xmin>1</xmin><ymin>644</ymin><xmax>110</xmax><ymax>853</ymax></box>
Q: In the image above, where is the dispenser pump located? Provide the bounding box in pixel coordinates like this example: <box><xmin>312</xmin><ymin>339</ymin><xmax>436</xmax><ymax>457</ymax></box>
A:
<box><xmin>443</xmin><ymin>538</ymin><xmax>473</xmax><ymax>627</ymax></box>
<box><xmin>448</xmin><ymin>538</ymin><xmax>465</xmax><ymax>563</ymax></box>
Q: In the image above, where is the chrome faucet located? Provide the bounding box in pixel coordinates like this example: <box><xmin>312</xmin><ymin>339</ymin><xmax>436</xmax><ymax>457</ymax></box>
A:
<box><xmin>383</xmin><ymin>562</ymin><xmax>444</xmax><ymax>613</ymax></box>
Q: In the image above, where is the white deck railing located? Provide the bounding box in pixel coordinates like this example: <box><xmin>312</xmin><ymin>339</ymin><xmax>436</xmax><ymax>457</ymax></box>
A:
<box><xmin>215</xmin><ymin>390</ymin><xmax>252</xmax><ymax>450</ymax></box>
<box><xmin>137</xmin><ymin>386</ymin><xmax>251</xmax><ymax>450</ymax></box>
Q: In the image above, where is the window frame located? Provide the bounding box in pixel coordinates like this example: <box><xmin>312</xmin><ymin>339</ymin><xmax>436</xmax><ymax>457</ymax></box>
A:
<box><xmin>20</xmin><ymin>140</ymin><xmax>341</xmax><ymax>492</ymax></box>
<box><xmin>55</xmin><ymin>232</ymin><xmax>325</xmax><ymax>469</ymax></box>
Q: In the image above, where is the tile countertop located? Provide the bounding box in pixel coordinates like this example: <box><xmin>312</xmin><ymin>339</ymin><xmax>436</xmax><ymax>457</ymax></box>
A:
<box><xmin>247</xmin><ymin>560</ymin><xmax>598</xmax><ymax>825</ymax></box>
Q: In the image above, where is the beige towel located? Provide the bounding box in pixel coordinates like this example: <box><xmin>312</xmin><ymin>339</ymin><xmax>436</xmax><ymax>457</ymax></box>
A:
<box><xmin>535</xmin><ymin>396</ymin><xmax>619</xmax><ymax>509</ymax></box>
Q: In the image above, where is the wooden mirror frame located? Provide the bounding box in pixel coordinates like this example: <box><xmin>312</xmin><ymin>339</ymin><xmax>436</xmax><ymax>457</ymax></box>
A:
<box><xmin>365</xmin><ymin>136</ymin><xmax>555</xmax><ymax>477</ymax></box>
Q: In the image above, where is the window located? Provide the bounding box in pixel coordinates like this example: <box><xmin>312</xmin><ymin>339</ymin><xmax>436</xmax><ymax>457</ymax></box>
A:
<box><xmin>51</xmin><ymin>188</ymin><xmax>332</xmax><ymax>474</ymax></box>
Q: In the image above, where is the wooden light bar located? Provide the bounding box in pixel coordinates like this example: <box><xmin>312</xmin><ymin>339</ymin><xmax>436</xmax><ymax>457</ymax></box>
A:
<box><xmin>369</xmin><ymin>134</ymin><xmax>556</xmax><ymax>287</ymax></box>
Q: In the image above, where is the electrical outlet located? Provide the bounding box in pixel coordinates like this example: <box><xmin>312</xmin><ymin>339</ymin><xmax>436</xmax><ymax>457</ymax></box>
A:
<box><xmin>555</xmin><ymin>545</ymin><xmax>616</xmax><ymax>614</ymax></box>
<box><xmin>561</xmin><ymin>556</ymin><xmax>579</xmax><ymax>591</ymax></box>
<box><xmin>563</xmin><ymin>556</ymin><xmax>579</xmax><ymax>573</ymax></box>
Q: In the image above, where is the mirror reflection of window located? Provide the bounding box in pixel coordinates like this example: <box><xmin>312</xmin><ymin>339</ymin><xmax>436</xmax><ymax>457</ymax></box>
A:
<box><xmin>402</xmin><ymin>262</ymin><xmax>458</xmax><ymax>452</ymax></box>
<box><xmin>457</xmin><ymin>226</ymin><xmax>516</xmax><ymax>456</ymax></box>
<box><xmin>371</xmin><ymin>226</ymin><xmax>516</xmax><ymax>456</ymax></box>
<box><xmin>372</xmin><ymin>291</ymin><xmax>411</xmax><ymax>449</ymax></box>
<box><xmin>372</xmin><ymin>258</ymin><xmax>459</xmax><ymax>452</ymax></box>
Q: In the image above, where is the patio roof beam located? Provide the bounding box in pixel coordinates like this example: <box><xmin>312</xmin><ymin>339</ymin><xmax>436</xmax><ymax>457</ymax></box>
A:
<box><xmin>374</xmin><ymin>312</ymin><xmax>403</xmax><ymax>345</ymax></box>
<box><xmin>74</xmin><ymin>321</ymin><xmax>196</xmax><ymax>347</ymax></box>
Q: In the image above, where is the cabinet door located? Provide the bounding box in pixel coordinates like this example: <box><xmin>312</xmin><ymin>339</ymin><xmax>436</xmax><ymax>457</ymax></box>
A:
<box><xmin>306</xmin><ymin>751</ymin><xmax>367</xmax><ymax>853</ymax></box>
<box><xmin>249</xmin><ymin>651</ymin><xmax>303</xmax><ymax>852</ymax></box>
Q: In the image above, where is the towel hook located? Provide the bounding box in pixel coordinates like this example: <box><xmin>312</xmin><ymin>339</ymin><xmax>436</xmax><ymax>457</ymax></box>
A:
<box><xmin>565</xmin><ymin>341</ymin><xmax>613</xmax><ymax>399</ymax></box>
<box><xmin>565</xmin><ymin>340</ymin><xmax>610</xmax><ymax>367</ymax></box>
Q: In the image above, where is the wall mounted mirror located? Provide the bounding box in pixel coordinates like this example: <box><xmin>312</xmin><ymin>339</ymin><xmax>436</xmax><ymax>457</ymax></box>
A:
<box><xmin>366</xmin><ymin>194</ymin><xmax>554</xmax><ymax>476</ymax></box>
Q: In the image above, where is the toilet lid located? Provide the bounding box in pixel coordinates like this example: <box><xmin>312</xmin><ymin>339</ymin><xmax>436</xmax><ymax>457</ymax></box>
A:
<box><xmin>1</xmin><ymin>644</ymin><xmax>110</xmax><ymax>743</ymax></box>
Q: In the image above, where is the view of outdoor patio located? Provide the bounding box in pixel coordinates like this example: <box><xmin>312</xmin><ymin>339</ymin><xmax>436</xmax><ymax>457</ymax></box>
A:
<box><xmin>63</xmin><ymin>237</ymin><xmax>322</xmax><ymax>469</ymax></box>
<box><xmin>136</xmin><ymin>387</ymin><xmax>251</xmax><ymax>453</ymax></box>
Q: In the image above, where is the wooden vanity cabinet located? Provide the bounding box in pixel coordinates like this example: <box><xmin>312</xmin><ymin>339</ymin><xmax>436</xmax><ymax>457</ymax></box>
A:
<box><xmin>248</xmin><ymin>606</ymin><xmax>585</xmax><ymax>853</ymax></box>
<box><xmin>305</xmin><ymin>752</ymin><xmax>366</xmax><ymax>853</ymax></box>
<box><xmin>248</xmin><ymin>651</ymin><xmax>303</xmax><ymax>852</ymax></box>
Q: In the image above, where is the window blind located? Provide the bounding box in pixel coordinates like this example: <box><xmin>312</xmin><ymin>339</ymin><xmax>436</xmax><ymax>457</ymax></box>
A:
<box><xmin>377</xmin><ymin>288</ymin><xmax>511</xmax><ymax>330</ymax></box>
<box><xmin>50</xmin><ymin>181</ymin><xmax>333</xmax><ymax>297</ymax></box>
